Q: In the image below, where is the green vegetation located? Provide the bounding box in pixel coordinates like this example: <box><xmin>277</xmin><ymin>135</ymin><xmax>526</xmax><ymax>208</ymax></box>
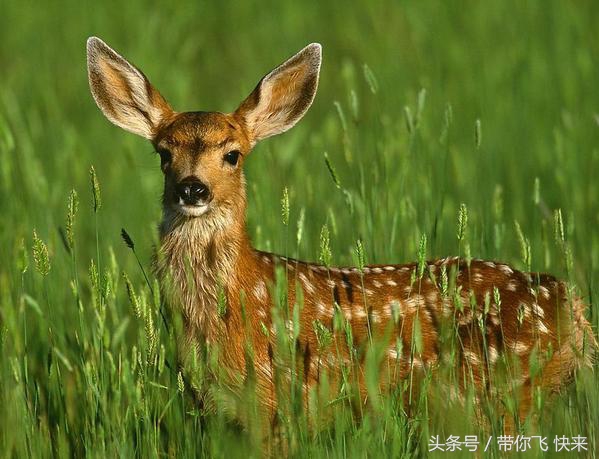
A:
<box><xmin>1</xmin><ymin>0</ymin><xmax>598</xmax><ymax>457</ymax></box>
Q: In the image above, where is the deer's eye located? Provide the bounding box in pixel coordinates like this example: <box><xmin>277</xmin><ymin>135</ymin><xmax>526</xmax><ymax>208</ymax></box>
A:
<box><xmin>156</xmin><ymin>148</ymin><xmax>172</xmax><ymax>167</ymax></box>
<box><xmin>223</xmin><ymin>150</ymin><xmax>240</xmax><ymax>166</ymax></box>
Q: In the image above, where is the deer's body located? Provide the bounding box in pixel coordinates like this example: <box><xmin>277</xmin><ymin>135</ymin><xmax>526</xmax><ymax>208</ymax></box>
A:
<box><xmin>157</xmin><ymin>211</ymin><xmax>593</xmax><ymax>417</ymax></box>
<box><xmin>87</xmin><ymin>37</ymin><xmax>595</xmax><ymax>427</ymax></box>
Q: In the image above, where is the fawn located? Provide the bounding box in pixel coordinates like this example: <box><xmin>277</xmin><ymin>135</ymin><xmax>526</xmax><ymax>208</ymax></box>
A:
<box><xmin>87</xmin><ymin>37</ymin><xmax>595</xmax><ymax>429</ymax></box>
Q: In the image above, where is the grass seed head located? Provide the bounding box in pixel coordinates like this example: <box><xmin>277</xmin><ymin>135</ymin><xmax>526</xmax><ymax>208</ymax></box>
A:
<box><xmin>355</xmin><ymin>238</ymin><xmax>365</xmax><ymax>272</ymax></box>
<box><xmin>457</xmin><ymin>203</ymin><xmax>468</xmax><ymax>242</ymax></box>
<box><xmin>319</xmin><ymin>224</ymin><xmax>332</xmax><ymax>267</ymax></box>
<box><xmin>281</xmin><ymin>187</ymin><xmax>290</xmax><ymax>226</ymax></box>
<box><xmin>313</xmin><ymin>319</ymin><xmax>333</xmax><ymax>352</ymax></box>
<box><xmin>32</xmin><ymin>230</ymin><xmax>50</xmax><ymax>276</ymax></box>
<box><xmin>362</xmin><ymin>63</ymin><xmax>378</xmax><ymax>94</ymax></box>
<box><xmin>177</xmin><ymin>371</ymin><xmax>185</xmax><ymax>393</ymax></box>
<box><xmin>515</xmin><ymin>221</ymin><xmax>532</xmax><ymax>271</ymax></box>
<box><xmin>417</xmin><ymin>233</ymin><xmax>427</xmax><ymax>278</ymax></box>
<box><xmin>123</xmin><ymin>272</ymin><xmax>142</xmax><ymax>317</ymax></box>
<box><xmin>66</xmin><ymin>189</ymin><xmax>79</xmax><ymax>249</ymax></box>
<box><xmin>89</xmin><ymin>165</ymin><xmax>102</xmax><ymax>213</ymax></box>
<box><xmin>121</xmin><ymin>228</ymin><xmax>135</xmax><ymax>250</ymax></box>
<box><xmin>324</xmin><ymin>152</ymin><xmax>341</xmax><ymax>189</ymax></box>
<box><xmin>554</xmin><ymin>208</ymin><xmax>565</xmax><ymax>243</ymax></box>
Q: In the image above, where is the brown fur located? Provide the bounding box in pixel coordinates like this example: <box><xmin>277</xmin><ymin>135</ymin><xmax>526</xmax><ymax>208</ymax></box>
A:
<box><xmin>86</xmin><ymin>37</ymin><xmax>596</xmax><ymax>431</ymax></box>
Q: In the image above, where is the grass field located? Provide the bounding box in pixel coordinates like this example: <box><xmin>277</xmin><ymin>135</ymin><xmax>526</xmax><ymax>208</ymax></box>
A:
<box><xmin>1</xmin><ymin>0</ymin><xmax>599</xmax><ymax>457</ymax></box>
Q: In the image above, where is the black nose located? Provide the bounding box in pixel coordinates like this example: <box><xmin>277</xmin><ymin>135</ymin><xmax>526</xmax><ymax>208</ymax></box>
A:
<box><xmin>176</xmin><ymin>180</ymin><xmax>210</xmax><ymax>205</ymax></box>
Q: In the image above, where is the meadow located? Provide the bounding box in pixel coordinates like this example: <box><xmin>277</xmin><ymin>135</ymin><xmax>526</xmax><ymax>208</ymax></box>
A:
<box><xmin>1</xmin><ymin>0</ymin><xmax>599</xmax><ymax>457</ymax></box>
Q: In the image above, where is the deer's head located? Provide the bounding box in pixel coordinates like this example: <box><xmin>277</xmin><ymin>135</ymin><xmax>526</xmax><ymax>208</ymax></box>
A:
<box><xmin>87</xmin><ymin>37</ymin><xmax>321</xmax><ymax>222</ymax></box>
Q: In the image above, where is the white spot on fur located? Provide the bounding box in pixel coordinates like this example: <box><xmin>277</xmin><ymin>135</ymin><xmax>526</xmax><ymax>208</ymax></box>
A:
<box><xmin>506</xmin><ymin>280</ymin><xmax>518</xmax><ymax>291</ymax></box>
<box><xmin>316</xmin><ymin>302</ymin><xmax>332</xmax><ymax>317</ymax></box>
<box><xmin>257</xmin><ymin>362</ymin><xmax>273</xmax><ymax>378</ymax></box>
<box><xmin>499</xmin><ymin>264</ymin><xmax>513</xmax><ymax>275</ymax></box>
<box><xmin>531</xmin><ymin>302</ymin><xmax>545</xmax><ymax>318</ymax></box>
<box><xmin>539</xmin><ymin>286</ymin><xmax>550</xmax><ymax>299</ymax></box>
<box><xmin>382</xmin><ymin>302</ymin><xmax>392</xmax><ymax>316</ymax></box>
<box><xmin>372</xmin><ymin>267</ymin><xmax>383</xmax><ymax>274</ymax></box>
<box><xmin>254</xmin><ymin>280</ymin><xmax>268</xmax><ymax>302</ymax></box>
<box><xmin>412</xmin><ymin>358</ymin><xmax>423</xmax><ymax>369</ymax></box>
<box><xmin>405</xmin><ymin>298</ymin><xmax>418</xmax><ymax>313</ymax></box>
<box><xmin>413</xmin><ymin>294</ymin><xmax>425</xmax><ymax>306</ymax></box>
<box><xmin>373</xmin><ymin>280</ymin><xmax>382</xmax><ymax>288</ymax></box>
<box><xmin>463</xmin><ymin>349</ymin><xmax>480</xmax><ymax>365</ymax></box>
<box><xmin>487</xmin><ymin>345</ymin><xmax>499</xmax><ymax>364</ymax></box>
<box><xmin>386</xmin><ymin>279</ymin><xmax>398</xmax><ymax>287</ymax></box>
<box><xmin>353</xmin><ymin>308</ymin><xmax>367</xmax><ymax>319</ymax></box>
<box><xmin>488</xmin><ymin>314</ymin><xmax>500</xmax><ymax>326</ymax></box>
<box><xmin>342</xmin><ymin>308</ymin><xmax>353</xmax><ymax>321</ymax></box>
<box><xmin>326</xmin><ymin>279</ymin><xmax>336</xmax><ymax>288</ymax></box>
<box><xmin>472</xmin><ymin>272</ymin><xmax>484</xmax><ymax>283</ymax></box>
<box><xmin>341</xmin><ymin>268</ymin><xmax>351</xmax><ymax>275</ymax></box>
<box><xmin>299</xmin><ymin>272</ymin><xmax>315</xmax><ymax>294</ymax></box>
<box><xmin>262</xmin><ymin>255</ymin><xmax>271</xmax><ymax>264</ymax></box>
<box><xmin>388</xmin><ymin>348</ymin><xmax>399</xmax><ymax>359</ymax></box>
<box><xmin>511</xmin><ymin>341</ymin><xmax>529</xmax><ymax>355</ymax></box>
<box><xmin>370</xmin><ymin>310</ymin><xmax>381</xmax><ymax>323</ymax></box>
<box><xmin>535</xmin><ymin>319</ymin><xmax>550</xmax><ymax>334</ymax></box>
<box><xmin>384</xmin><ymin>266</ymin><xmax>396</xmax><ymax>271</ymax></box>
<box><xmin>484</xmin><ymin>261</ymin><xmax>496</xmax><ymax>268</ymax></box>
<box><xmin>426</xmin><ymin>290</ymin><xmax>439</xmax><ymax>304</ymax></box>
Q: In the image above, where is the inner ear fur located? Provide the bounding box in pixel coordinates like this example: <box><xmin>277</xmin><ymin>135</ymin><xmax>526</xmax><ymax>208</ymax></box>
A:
<box><xmin>87</xmin><ymin>37</ymin><xmax>173</xmax><ymax>139</ymax></box>
<box><xmin>234</xmin><ymin>43</ymin><xmax>322</xmax><ymax>144</ymax></box>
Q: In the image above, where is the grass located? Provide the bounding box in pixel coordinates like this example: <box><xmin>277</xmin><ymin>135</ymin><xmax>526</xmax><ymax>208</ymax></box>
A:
<box><xmin>1</xmin><ymin>0</ymin><xmax>599</xmax><ymax>457</ymax></box>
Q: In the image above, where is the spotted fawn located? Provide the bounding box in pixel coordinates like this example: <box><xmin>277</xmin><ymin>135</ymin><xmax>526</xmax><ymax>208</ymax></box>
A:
<box><xmin>87</xmin><ymin>37</ymin><xmax>595</xmax><ymax>428</ymax></box>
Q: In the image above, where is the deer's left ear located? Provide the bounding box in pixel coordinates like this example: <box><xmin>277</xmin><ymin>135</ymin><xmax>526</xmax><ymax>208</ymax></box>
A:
<box><xmin>87</xmin><ymin>37</ymin><xmax>174</xmax><ymax>140</ymax></box>
<box><xmin>234</xmin><ymin>44</ymin><xmax>321</xmax><ymax>145</ymax></box>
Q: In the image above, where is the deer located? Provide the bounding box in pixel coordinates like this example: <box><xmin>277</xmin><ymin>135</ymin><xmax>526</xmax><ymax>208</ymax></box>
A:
<box><xmin>86</xmin><ymin>37</ymin><xmax>596</xmax><ymax>433</ymax></box>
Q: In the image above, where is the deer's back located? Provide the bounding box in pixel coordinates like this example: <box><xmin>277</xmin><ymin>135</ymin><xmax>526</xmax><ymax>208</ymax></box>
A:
<box><xmin>251</xmin><ymin>254</ymin><xmax>594</xmax><ymax>400</ymax></box>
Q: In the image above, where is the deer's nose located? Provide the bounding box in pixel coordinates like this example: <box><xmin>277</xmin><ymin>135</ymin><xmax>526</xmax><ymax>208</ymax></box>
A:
<box><xmin>176</xmin><ymin>180</ymin><xmax>211</xmax><ymax>205</ymax></box>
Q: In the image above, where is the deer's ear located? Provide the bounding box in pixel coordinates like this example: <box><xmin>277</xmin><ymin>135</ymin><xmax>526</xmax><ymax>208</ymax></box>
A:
<box><xmin>86</xmin><ymin>37</ymin><xmax>173</xmax><ymax>139</ymax></box>
<box><xmin>234</xmin><ymin>44</ymin><xmax>321</xmax><ymax>144</ymax></box>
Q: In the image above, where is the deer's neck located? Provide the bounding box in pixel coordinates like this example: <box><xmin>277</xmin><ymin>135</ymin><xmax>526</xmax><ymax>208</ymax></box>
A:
<box><xmin>156</xmin><ymin>204</ymin><xmax>255</xmax><ymax>341</ymax></box>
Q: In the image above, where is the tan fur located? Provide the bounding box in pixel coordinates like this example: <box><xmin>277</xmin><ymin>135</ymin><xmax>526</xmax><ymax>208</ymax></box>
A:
<box><xmin>86</xmin><ymin>37</ymin><xmax>596</xmax><ymax>430</ymax></box>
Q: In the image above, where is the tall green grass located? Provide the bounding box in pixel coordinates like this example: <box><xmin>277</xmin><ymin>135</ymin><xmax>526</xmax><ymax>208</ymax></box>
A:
<box><xmin>1</xmin><ymin>0</ymin><xmax>598</xmax><ymax>456</ymax></box>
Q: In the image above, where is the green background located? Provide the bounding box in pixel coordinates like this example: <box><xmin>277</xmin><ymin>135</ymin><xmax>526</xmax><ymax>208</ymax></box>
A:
<box><xmin>1</xmin><ymin>0</ymin><xmax>598</xmax><ymax>457</ymax></box>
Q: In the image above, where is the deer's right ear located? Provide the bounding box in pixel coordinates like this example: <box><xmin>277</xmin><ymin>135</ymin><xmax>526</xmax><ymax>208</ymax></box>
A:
<box><xmin>86</xmin><ymin>37</ymin><xmax>173</xmax><ymax>140</ymax></box>
<box><xmin>234</xmin><ymin>43</ymin><xmax>322</xmax><ymax>145</ymax></box>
